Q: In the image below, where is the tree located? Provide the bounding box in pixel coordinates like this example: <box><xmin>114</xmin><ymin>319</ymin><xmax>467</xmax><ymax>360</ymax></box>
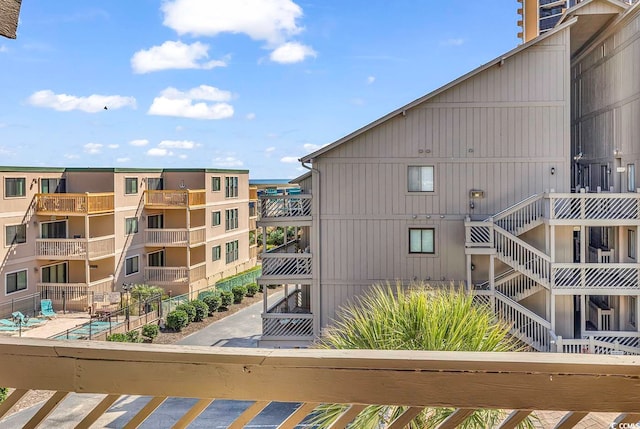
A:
<box><xmin>311</xmin><ymin>283</ymin><xmax>533</xmax><ymax>429</ymax></box>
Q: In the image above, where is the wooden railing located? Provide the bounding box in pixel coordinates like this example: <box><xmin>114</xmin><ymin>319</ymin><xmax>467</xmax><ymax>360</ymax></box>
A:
<box><xmin>496</xmin><ymin>272</ymin><xmax>545</xmax><ymax>301</ymax></box>
<box><xmin>35</xmin><ymin>193</ymin><xmax>115</xmax><ymax>215</ymax></box>
<box><xmin>144</xmin><ymin>189</ymin><xmax>206</xmax><ymax>208</ymax></box>
<box><xmin>493</xmin><ymin>194</ymin><xmax>544</xmax><ymax>235</ymax></box>
<box><xmin>554</xmin><ymin>332</ymin><xmax>640</xmax><ymax>355</ymax></box>
<box><xmin>588</xmin><ymin>246</ymin><xmax>615</xmax><ymax>263</ymax></box>
<box><xmin>494</xmin><ymin>226</ymin><xmax>550</xmax><ymax>287</ymax></box>
<box><xmin>145</xmin><ymin>227</ymin><xmax>206</xmax><ymax>246</ymax></box>
<box><xmin>262</xmin><ymin>313</ymin><xmax>314</xmax><ymax>339</ymax></box>
<box><xmin>260</xmin><ymin>253</ymin><xmax>312</xmax><ymax>278</ymax></box>
<box><xmin>36</xmin><ymin>236</ymin><xmax>115</xmax><ymax>260</ymax></box>
<box><xmin>464</xmin><ymin>219</ymin><xmax>493</xmax><ymax>248</ymax></box>
<box><xmin>548</xmin><ymin>192</ymin><xmax>640</xmax><ymax>221</ymax></box>
<box><xmin>494</xmin><ymin>291</ymin><xmax>552</xmax><ymax>352</ymax></box>
<box><xmin>1</xmin><ymin>339</ymin><xmax>640</xmax><ymax>428</ymax></box>
<box><xmin>551</xmin><ymin>263</ymin><xmax>640</xmax><ymax>290</ymax></box>
<box><xmin>37</xmin><ymin>277</ymin><xmax>114</xmax><ymax>312</ymax></box>
<box><xmin>144</xmin><ymin>263</ymin><xmax>206</xmax><ymax>285</ymax></box>
<box><xmin>259</xmin><ymin>194</ymin><xmax>312</xmax><ymax>219</ymax></box>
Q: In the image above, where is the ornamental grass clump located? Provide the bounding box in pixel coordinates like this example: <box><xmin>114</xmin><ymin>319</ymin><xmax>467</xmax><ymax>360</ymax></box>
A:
<box><xmin>311</xmin><ymin>283</ymin><xmax>532</xmax><ymax>429</ymax></box>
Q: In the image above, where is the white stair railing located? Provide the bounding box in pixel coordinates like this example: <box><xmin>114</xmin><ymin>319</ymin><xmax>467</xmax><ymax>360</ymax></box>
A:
<box><xmin>494</xmin><ymin>226</ymin><xmax>550</xmax><ymax>287</ymax></box>
<box><xmin>496</xmin><ymin>273</ymin><xmax>544</xmax><ymax>301</ymax></box>
<box><xmin>495</xmin><ymin>291</ymin><xmax>551</xmax><ymax>352</ymax></box>
<box><xmin>492</xmin><ymin>194</ymin><xmax>544</xmax><ymax>235</ymax></box>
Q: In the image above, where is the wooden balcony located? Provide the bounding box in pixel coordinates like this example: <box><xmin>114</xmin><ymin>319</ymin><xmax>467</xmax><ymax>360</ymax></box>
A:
<box><xmin>145</xmin><ymin>227</ymin><xmax>206</xmax><ymax>247</ymax></box>
<box><xmin>548</xmin><ymin>192</ymin><xmax>640</xmax><ymax>225</ymax></box>
<box><xmin>259</xmin><ymin>253</ymin><xmax>311</xmax><ymax>281</ymax></box>
<box><xmin>144</xmin><ymin>262</ymin><xmax>206</xmax><ymax>285</ymax></box>
<box><xmin>1</xmin><ymin>340</ymin><xmax>640</xmax><ymax>428</ymax></box>
<box><xmin>36</xmin><ymin>235</ymin><xmax>115</xmax><ymax>260</ymax></box>
<box><xmin>35</xmin><ymin>193</ymin><xmax>114</xmax><ymax>215</ymax></box>
<box><xmin>36</xmin><ymin>277</ymin><xmax>114</xmax><ymax>312</ymax></box>
<box><xmin>257</xmin><ymin>194</ymin><xmax>312</xmax><ymax>226</ymax></box>
<box><xmin>144</xmin><ymin>189</ymin><xmax>206</xmax><ymax>209</ymax></box>
<box><xmin>551</xmin><ymin>263</ymin><xmax>640</xmax><ymax>292</ymax></box>
<box><xmin>261</xmin><ymin>289</ymin><xmax>313</xmax><ymax>344</ymax></box>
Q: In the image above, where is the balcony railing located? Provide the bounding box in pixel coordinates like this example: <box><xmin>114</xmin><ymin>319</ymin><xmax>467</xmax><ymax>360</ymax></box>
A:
<box><xmin>551</xmin><ymin>263</ymin><xmax>640</xmax><ymax>290</ymax></box>
<box><xmin>145</xmin><ymin>227</ymin><xmax>206</xmax><ymax>247</ymax></box>
<box><xmin>260</xmin><ymin>253</ymin><xmax>312</xmax><ymax>279</ymax></box>
<box><xmin>36</xmin><ymin>236</ymin><xmax>115</xmax><ymax>260</ymax></box>
<box><xmin>1</xmin><ymin>339</ymin><xmax>640</xmax><ymax>428</ymax></box>
<box><xmin>259</xmin><ymin>194</ymin><xmax>312</xmax><ymax>219</ymax></box>
<box><xmin>144</xmin><ymin>189</ymin><xmax>206</xmax><ymax>208</ymax></box>
<box><xmin>144</xmin><ymin>263</ymin><xmax>206</xmax><ymax>285</ymax></box>
<box><xmin>548</xmin><ymin>193</ymin><xmax>640</xmax><ymax>222</ymax></box>
<box><xmin>35</xmin><ymin>193</ymin><xmax>115</xmax><ymax>215</ymax></box>
<box><xmin>553</xmin><ymin>331</ymin><xmax>640</xmax><ymax>355</ymax></box>
<box><xmin>37</xmin><ymin>277</ymin><xmax>114</xmax><ymax>312</ymax></box>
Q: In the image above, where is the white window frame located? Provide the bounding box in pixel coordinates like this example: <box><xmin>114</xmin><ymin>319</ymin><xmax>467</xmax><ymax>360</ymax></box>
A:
<box><xmin>225</xmin><ymin>240</ymin><xmax>239</xmax><ymax>264</ymax></box>
<box><xmin>407</xmin><ymin>166</ymin><xmax>435</xmax><ymax>193</ymax></box>
<box><xmin>212</xmin><ymin>245</ymin><xmax>222</xmax><ymax>261</ymax></box>
<box><xmin>125</xmin><ymin>177</ymin><xmax>138</xmax><ymax>195</ymax></box>
<box><xmin>4</xmin><ymin>177</ymin><xmax>26</xmax><ymax>198</ymax></box>
<box><xmin>225</xmin><ymin>208</ymin><xmax>239</xmax><ymax>231</ymax></box>
<box><xmin>212</xmin><ymin>211</ymin><xmax>221</xmax><ymax>227</ymax></box>
<box><xmin>125</xmin><ymin>217</ymin><xmax>139</xmax><ymax>235</ymax></box>
<box><xmin>6</xmin><ymin>269</ymin><xmax>27</xmax><ymax>295</ymax></box>
<box><xmin>212</xmin><ymin>176</ymin><xmax>221</xmax><ymax>192</ymax></box>
<box><xmin>5</xmin><ymin>223</ymin><xmax>27</xmax><ymax>247</ymax></box>
<box><xmin>125</xmin><ymin>255</ymin><xmax>140</xmax><ymax>276</ymax></box>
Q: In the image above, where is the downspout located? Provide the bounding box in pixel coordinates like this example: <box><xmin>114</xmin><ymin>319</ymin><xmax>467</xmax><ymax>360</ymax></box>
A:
<box><xmin>301</xmin><ymin>160</ymin><xmax>321</xmax><ymax>337</ymax></box>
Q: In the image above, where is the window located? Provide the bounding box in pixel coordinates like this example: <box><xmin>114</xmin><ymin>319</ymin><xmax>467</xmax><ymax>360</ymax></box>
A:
<box><xmin>6</xmin><ymin>270</ymin><xmax>27</xmax><ymax>294</ymax></box>
<box><xmin>125</xmin><ymin>217</ymin><xmax>138</xmax><ymax>234</ymax></box>
<box><xmin>148</xmin><ymin>251</ymin><xmax>165</xmax><ymax>267</ymax></box>
<box><xmin>42</xmin><ymin>262</ymin><xmax>67</xmax><ymax>283</ymax></box>
<box><xmin>212</xmin><ymin>176</ymin><xmax>221</xmax><ymax>192</ymax></box>
<box><xmin>212</xmin><ymin>245</ymin><xmax>222</xmax><ymax>261</ymax></box>
<box><xmin>628</xmin><ymin>164</ymin><xmax>636</xmax><ymax>192</ymax></box>
<box><xmin>225</xmin><ymin>176</ymin><xmax>238</xmax><ymax>198</ymax></box>
<box><xmin>629</xmin><ymin>230</ymin><xmax>636</xmax><ymax>260</ymax></box>
<box><xmin>40</xmin><ymin>178</ymin><xmax>66</xmax><ymax>194</ymax></box>
<box><xmin>408</xmin><ymin>166</ymin><xmax>434</xmax><ymax>192</ymax></box>
<box><xmin>41</xmin><ymin>220</ymin><xmax>66</xmax><ymax>239</ymax></box>
<box><xmin>226</xmin><ymin>240</ymin><xmax>239</xmax><ymax>264</ymax></box>
<box><xmin>147</xmin><ymin>178</ymin><xmax>163</xmax><ymax>191</ymax></box>
<box><xmin>147</xmin><ymin>214</ymin><xmax>163</xmax><ymax>229</ymax></box>
<box><xmin>125</xmin><ymin>177</ymin><xmax>138</xmax><ymax>195</ymax></box>
<box><xmin>212</xmin><ymin>211</ymin><xmax>221</xmax><ymax>227</ymax></box>
<box><xmin>5</xmin><ymin>178</ymin><xmax>26</xmax><ymax>198</ymax></box>
<box><xmin>5</xmin><ymin>224</ymin><xmax>26</xmax><ymax>246</ymax></box>
<box><xmin>125</xmin><ymin>255</ymin><xmax>139</xmax><ymax>276</ymax></box>
<box><xmin>409</xmin><ymin>228</ymin><xmax>435</xmax><ymax>254</ymax></box>
<box><xmin>249</xmin><ymin>201</ymin><xmax>256</xmax><ymax>217</ymax></box>
<box><xmin>225</xmin><ymin>208</ymin><xmax>239</xmax><ymax>231</ymax></box>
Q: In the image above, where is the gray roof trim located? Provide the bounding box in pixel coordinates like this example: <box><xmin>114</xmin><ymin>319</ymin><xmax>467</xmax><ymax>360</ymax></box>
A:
<box><xmin>558</xmin><ymin>0</ymin><xmax>628</xmax><ymax>26</ymax></box>
<box><xmin>290</xmin><ymin>171</ymin><xmax>311</xmax><ymax>184</ymax></box>
<box><xmin>300</xmin><ymin>18</ymin><xmax>578</xmax><ymax>163</ymax></box>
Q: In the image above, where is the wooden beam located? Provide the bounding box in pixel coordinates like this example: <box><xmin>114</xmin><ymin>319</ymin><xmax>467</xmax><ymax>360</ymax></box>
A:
<box><xmin>0</xmin><ymin>389</ymin><xmax>28</xmax><ymax>419</ymax></box>
<box><xmin>172</xmin><ymin>398</ymin><xmax>214</xmax><ymax>429</ymax></box>
<box><xmin>228</xmin><ymin>401</ymin><xmax>270</xmax><ymax>429</ymax></box>
<box><xmin>387</xmin><ymin>407</ymin><xmax>424</xmax><ymax>429</ymax></box>
<box><xmin>277</xmin><ymin>402</ymin><xmax>318</xmax><ymax>429</ymax></box>
<box><xmin>437</xmin><ymin>408</ymin><xmax>476</xmax><ymax>429</ymax></box>
<box><xmin>553</xmin><ymin>411</ymin><xmax>589</xmax><ymax>429</ymax></box>
<box><xmin>1</xmin><ymin>339</ymin><xmax>640</xmax><ymax>413</ymax></box>
<box><xmin>23</xmin><ymin>391</ymin><xmax>68</xmax><ymax>429</ymax></box>
<box><xmin>123</xmin><ymin>396</ymin><xmax>166</xmax><ymax>429</ymax></box>
<box><xmin>499</xmin><ymin>410</ymin><xmax>532</xmax><ymax>429</ymax></box>
<box><xmin>327</xmin><ymin>404</ymin><xmax>366</xmax><ymax>429</ymax></box>
<box><xmin>615</xmin><ymin>413</ymin><xmax>640</xmax><ymax>424</ymax></box>
<box><xmin>75</xmin><ymin>394</ymin><xmax>121</xmax><ymax>429</ymax></box>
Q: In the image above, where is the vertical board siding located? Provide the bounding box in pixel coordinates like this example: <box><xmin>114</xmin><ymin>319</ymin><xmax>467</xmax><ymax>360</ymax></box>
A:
<box><xmin>316</xmin><ymin>29</ymin><xmax>572</xmax><ymax>327</ymax></box>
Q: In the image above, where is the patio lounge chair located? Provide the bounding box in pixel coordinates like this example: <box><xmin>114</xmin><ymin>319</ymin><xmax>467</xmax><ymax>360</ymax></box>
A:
<box><xmin>40</xmin><ymin>299</ymin><xmax>57</xmax><ymax>319</ymax></box>
<box><xmin>11</xmin><ymin>311</ymin><xmax>45</xmax><ymax>326</ymax></box>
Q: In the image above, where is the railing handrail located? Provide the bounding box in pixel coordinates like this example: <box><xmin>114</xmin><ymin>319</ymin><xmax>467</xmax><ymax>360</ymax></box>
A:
<box><xmin>263</xmin><ymin>313</ymin><xmax>313</xmax><ymax>319</ymax></box>
<box><xmin>261</xmin><ymin>253</ymin><xmax>312</xmax><ymax>259</ymax></box>
<box><xmin>489</xmin><ymin>194</ymin><xmax>543</xmax><ymax>222</ymax></box>
<box><xmin>545</xmin><ymin>192</ymin><xmax>640</xmax><ymax>199</ymax></box>
<box><xmin>494</xmin><ymin>225</ymin><xmax>551</xmax><ymax>262</ymax></box>
<box><xmin>495</xmin><ymin>291</ymin><xmax>551</xmax><ymax>328</ymax></box>
<box><xmin>259</xmin><ymin>194</ymin><xmax>311</xmax><ymax>200</ymax></box>
<box><xmin>2</xmin><ymin>337</ymin><xmax>640</xmax><ymax>413</ymax></box>
<box><xmin>35</xmin><ymin>192</ymin><xmax>115</xmax><ymax>198</ymax></box>
<box><xmin>552</xmin><ymin>262</ymin><xmax>640</xmax><ymax>269</ymax></box>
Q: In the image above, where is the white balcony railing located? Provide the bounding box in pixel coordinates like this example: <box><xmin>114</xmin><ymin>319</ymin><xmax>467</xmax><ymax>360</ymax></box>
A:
<box><xmin>262</xmin><ymin>313</ymin><xmax>314</xmax><ymax>339</ymax></box>
<box><xmin>36</xmin><ymin>236</ymin><xmax>115</xmax><ymax>260</ymax></box>
<box><xmin>145</xmin><ymin>227</ymin><xmax>206</xmax><ymax>247</ymax></box>
<box><xmin>548</xmin><ymin>193</ymin><xmax>640</xmax><ymax>221</ymax></box>
<box><xmin>261</xmin><ymin>253</ymin><xmax>312</xmax><ymax>278</ymax></box>
<box><xmin>551</xmin><ymin>263</ymin><xmax>640</xmax><ymax>290</ymax></box>
<box><xmin>144</xmin><ymin>263</ymin><xmax>206</xmax><ymax>285</ymax></box>
<box><xmin>37</xmin><ymin>277</ymin><xmax>114</xmax><ymax>312</ymax></box>
<box><xmin>259</xmin><ymin>194</ymin><xmax>312</xmax><ymax>219</ymax></box>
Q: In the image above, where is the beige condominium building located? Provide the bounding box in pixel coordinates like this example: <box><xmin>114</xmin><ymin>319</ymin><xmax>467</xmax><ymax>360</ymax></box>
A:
<box><xmin>1</xmin><ymin>167</ymin><xmax>255</xmax><ymax>313</ymax></box>
<box><xmin>258</xmin><ymin>0</ymin><xmax>640</xmax><ymax>353</ymax></box>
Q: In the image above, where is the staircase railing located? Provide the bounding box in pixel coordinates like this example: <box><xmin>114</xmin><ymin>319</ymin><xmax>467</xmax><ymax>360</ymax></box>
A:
<box><xmin>492</xmin><ymin>194</ymin><xmax>544</xmax><ymax>235</ymax></box>
<box><xmin>496</xmin><ymin>273</ymin><xmax>544</xmax><ymax>300</ymax></box>
<box><xmin>495</xmin><ymin>291</ymin><xmax>551</xmax><ymax>351</ymax></box>
<box><xmin>494</xmin><ymin>226</ymin><xmax>550</xmax><ymax>286</ymax></box>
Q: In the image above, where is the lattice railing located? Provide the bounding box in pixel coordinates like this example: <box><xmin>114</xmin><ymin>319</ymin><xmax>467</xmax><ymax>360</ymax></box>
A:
<box><xmin>261</xmin><ymin>254</ymin><xmax>312</xmax><ymax>277</ymax></box>
<box><xmin>464</xmin><ymin>220</ymin><xmax>493</xmax><ymax>247</ymax></box>
<box><xmin>259</xmin><ymin>194</ymin><xmax>312</xmax><ymax>218</ymax></box>
<box><xmin>552</xmin><ymin>264</ymin><xmax>640</xmax><ymax>290</ymax></box>
<box><xmin>549</xmin><ymin>193</ymin><xmax>640</xmax><ymax>220</ymax></box>
<box><xmin>555</xmin><ymin>333</ymin><xmax>640</xmax><ymax>355</ymax></box>
<box><xmin>262</xmin><ymin>313</ymin><xmax>314</xmax><ymax>338</ymax></box>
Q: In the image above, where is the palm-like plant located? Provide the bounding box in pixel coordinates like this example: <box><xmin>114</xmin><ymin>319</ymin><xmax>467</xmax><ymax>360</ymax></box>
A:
<box><xmin>311</xmin><ymin>283</ymin><xmax>534</xmax><ymax>429</ymax></box>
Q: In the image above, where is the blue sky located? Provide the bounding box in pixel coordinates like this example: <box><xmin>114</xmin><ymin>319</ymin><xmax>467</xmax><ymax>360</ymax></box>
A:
<box><xmin>0</xmin><ymin>0</ymin><xmax>519</xmax><ymax>179</ymax></box>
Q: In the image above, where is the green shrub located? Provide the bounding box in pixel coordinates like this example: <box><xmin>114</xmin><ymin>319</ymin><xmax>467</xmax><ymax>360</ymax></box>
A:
<box><xmin>0</xmin><ymin>387</ymin><xmax>7</xmax><ymax>403</ymax></box>
<box><xmin>203</xmin><ymin>293</ymin><xmax>222</xmax><ymax>315</ymax></box>
<box><xmin>106</xmin><ymin>333</ymin><xmax>128</xmax><ymax>342</ymax></box>
<box><xmin>142</xmin><ymin>324</ymin><xmax>159</xmax><ymax>341</ymax></box>
<box><xmin>175</xmin><ymin>303</ymin><xmax>196</xmax><ymax>323</ymax></box>
<box><xmin>219</xmin><ymin>290</ymin><xmax>233</xmax><ymax>309</ymax></box>
<box><xmin>166</xmin><ymin>309</ymin><xmax>189</xmax><ymax>331</ymax></box>
<box><xmin>125</xmin><ymin>330</ymin><xmax>142</xmax><ymax>343</ymax></box>
<box><xmin>246</xmin><ymin>283</ymin><xmax>259</xmax><ymax>297</ymax></box>
<box><xmin>191</xmin><ymin>300</ymin><xmax>208</xmax><ymax>322</ymax></box>
<box><xmin>232</xmin><ymin>285</ymin><xmax>247</xmax><ymax>304</ymax></box>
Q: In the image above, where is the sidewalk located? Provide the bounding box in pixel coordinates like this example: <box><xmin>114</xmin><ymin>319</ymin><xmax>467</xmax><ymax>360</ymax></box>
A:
<box><xmin>6</xmin><ymin>313</ymin><xmax>90</xmax><ymax>339</ymax></box>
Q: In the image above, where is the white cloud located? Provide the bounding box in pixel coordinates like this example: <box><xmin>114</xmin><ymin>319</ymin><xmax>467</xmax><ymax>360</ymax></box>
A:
<box><xmin>442</xmin><ymin>38</ymin><xmax>464</xmax><ymax>46</ymax></box>
<box><xmin>108</xmin><ymin>144</ymin><xmax>119</xmax><ymax>149</ymax></box>
<box><xmin>246</xmin><ymin>112</ymin><xmax>256</xmax><ymax>120</ymax></box>
<box><xmin>280</xmin><ymin>156</ymin><xmax>298</xmax><ymax>163</ymax></box>
<box><xmin>178</xmin><ymin>154</ymin><xmax>188</xmax><ymax>159</ymax></box>
<box><xmin>303</xmin><ymin>143</ymin><xmax>322</xmax><ymax>152</ymax></box>
<box><xmin>129</xmin><ymin>139</ymin><xmax>149</xmax><ymax>146</ymax></box>
<box><xmin>265</xmin><ymin>146</ymin><xmax>276</xmax><ymax>153</ymax></box>
<box><xmin>84</xmin><ymin>142</ymin><xmax>103</xmax><ymax>154</ymax></box>
<box><xmin>176</xmin><ymin>125</ymin><xmax>184</xmax><ymax>132</ymax></box>
<box><xmin>0</xmin><ymin>46</ymin><xmax>7</xmax><ymax>53</ymax></box>
<box><xmin>147</xmin><ymin>148</ymin><xmax>173</xmax><ymax>157</ymax></box>
<box><xmin>270</xmin><ymin>42</ymin><xmax>316</xmax><ymax>64</ymax></box>
<box><xmin>162</xmin><ymin>0</ymin><xmax>304</xmax><ymax>45</ymax></box>
<box><xmin>366</xmin><ymin>76</ymin><xmax>375</xmax><ymax>85</ymax></box>
<box><xmin>213</xmin><ymin>156</ymin><xmax>243</xmax><ymax>167</ymax></box>
<box><xmin>131</xmin><ymin>40</ymin><xmax>227</xmax><ymax>74</ymax></box>
<box><xmin>148</xmin><ymin>85</ymin><xmax>234</xmax><ymax>120</ymax></box>
<box><xmin>64</xmin><ymin>153</ymin><xmax>80</xmax><ymax>159</ymax></box>
<box><xmin>28</xmin><ymin>90</ymin><xmax>136</xmax><ymax>113</ymax></box>
<box><xmin>116</xmin><ymin>157</ymin><xmax>130</xmax><ymax>163</ymax></box>
<box><xmin>158</xmin><ymin>139</ymin><xmax>197</xmax><ymax>149</ymax></box>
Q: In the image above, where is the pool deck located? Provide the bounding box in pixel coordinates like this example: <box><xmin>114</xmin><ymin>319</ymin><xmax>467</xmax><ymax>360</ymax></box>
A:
<box><xmin>14</xmin><ymin>313</ymin><xmax>91</xmax><ymax>338</ymax></box>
